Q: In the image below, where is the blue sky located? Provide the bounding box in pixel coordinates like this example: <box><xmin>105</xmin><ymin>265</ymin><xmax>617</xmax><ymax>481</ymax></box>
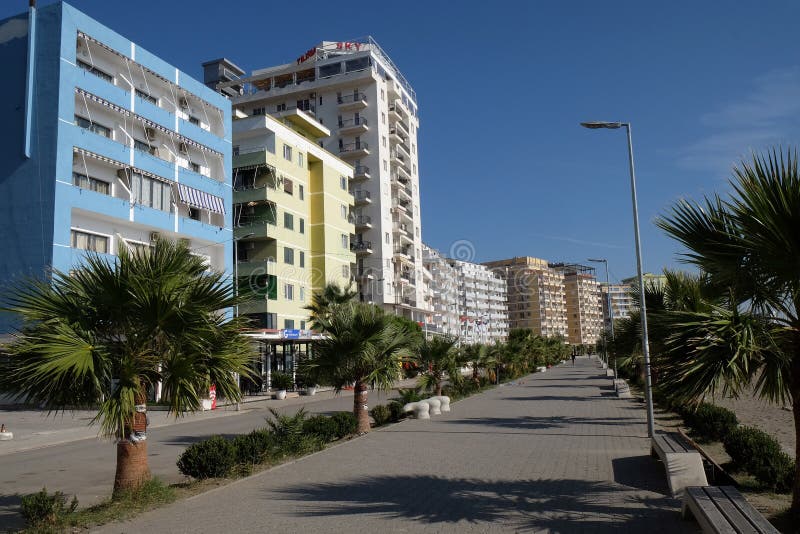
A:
<box><xmin>6</xmin><ymin>1</ymin><xmax>799</xmax><ymax>282</ymax></box>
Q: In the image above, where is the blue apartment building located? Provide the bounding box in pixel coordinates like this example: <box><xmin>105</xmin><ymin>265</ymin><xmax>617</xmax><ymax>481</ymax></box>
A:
<box><xmin>0</xmin><ymin>2</ymin><xmax>232</xmax><ymax>331</ymax></box>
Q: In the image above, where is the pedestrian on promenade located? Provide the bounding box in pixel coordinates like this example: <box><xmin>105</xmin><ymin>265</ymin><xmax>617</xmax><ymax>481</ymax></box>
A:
<box><xmin>572</xmin><ymin>352</ymin><xmax>576</xmax><ymax>366</ymax></box>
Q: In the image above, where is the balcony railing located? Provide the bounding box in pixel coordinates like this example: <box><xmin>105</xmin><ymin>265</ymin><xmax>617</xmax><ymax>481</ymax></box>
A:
<box><xmin>353</xmin><ymin>165</ymin><xmax>370</xmax><ymax>176</ymax></box>
<box><xmin>338</xmin><ymin>117</ymin><xmax>368</xmax><ymax>128</ymax></box>
<box><xmin>340</xmin><ymin>141</ymin><xmax>369</xmax><ymax>154</ymax></box>
<box><xmin>338</xmin><ymin>92</ymin><xmax>367</xmax><ymax>104</ymax></box>
<box><xmin>352</xmin><ymin>190</ymin><xmax>371</xmax><ymax>202</ymax></box>
<box><xmin>354</xmin><ymin>215</ymin><xmax>372</xmax><ymax>226</ymax></box>
<box><xmin>351</xmin><ymin>241</ymin><xmax>372</xmax><ymax>252</ymax></box>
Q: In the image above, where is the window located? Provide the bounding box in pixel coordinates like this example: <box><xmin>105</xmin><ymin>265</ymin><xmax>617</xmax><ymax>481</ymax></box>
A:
<box><xmin>345</xmin><ymin>57</ymin><xmax>370</xmax><ymax>72</ymax></box>
<box><xmin>285</xmin><ymin>318</ymin><xmax>295</xmax><ymax>328</ymax></box>
<box><xmin>189</xmin><ymin>116</ymin><xmax>200</xmax><ymax>126</ymax></box>
<box><xmin>77</xmin><ymin>59</ymin><xmax>112</xmax><ymax>82</ymax></box>
<box><xmin>233</xmin><ymin>145</ymin><xmax>240</xmax><ymax>156</ymax></box>
<box><xmin>299</xmin><ymin>218</ymin><xmax>305</xmax><ymax>234</ymax></box>
<box><xmin>284</xmin><ymin>247</ymin><xmax>294</xmax><ymax>265</ymax></box>
<box><xmin>71</xmin><ymin>229</ymin><xmax>108</xmax><ymax>253</ymax></box>
<box><xmin>276</xmin><ymin>103</ymin><xmax>287</xmax><ymax>112</ymax></box>
<box><xmin>130</xmin><ymin>172</ymin><xmax>171</xmax><ymax>212</ymax></box>
<box><xmin>283</xmin><ymin>178</ymin><xmax>293</xmax><ymax>195</ymax></box>
<box><xmin>72</xmin><ymin>172</ymin><xmax>110</xmax><ymax>195</ymax></box>
<box><xmin>382</xmin><ymin>136</ymin><xmax>387</xmax><ymax>148</ymax></box>
<box><xmin>380</xmin><ymin>89</ymin><xmax>385</xmax><ymax>100</ymax></box>
<box><xmin>134</xmin><ymin>139</ymin><xmax>157</xmax><ymax>156</ymax></box>
<box><xmin>385</xmin><ymin>232</ymin><xmax>390</xmax><ymax>244</ymax></box>
<box><xmin>298</xmin><ymin>152</ymin><xmax>304</xmax><ymax>168</ymax></box>
<box><xmin>284</xmin><ymin>284</ymin><xmax>294</xmax><ymax>300</ymax></box>
<box><xmin>383</xmin><ymin>160</ymin><xmax>388</xmax><ymax>171</ymax></box>
<box><xmin>253</xmin><ymin>107</ymin><xmax>265</xmax><ymax>116</ymax></box>
<box><xmin>283</xmin><ymin>144</ymin><xmax>292</xmax><ymax>161</ymax></box>
<box><xmin>340</xmin><ymin>205</ymin><xmax>348</xmax><ymax>219</ymax></box>
<box><xmin>189</xmin><ymin>161</ymin><xmax>200</xmax><ymax>173</ymax></box>
<box><xmin>319</xmin><ymin>63</ymin><xmax>342</xmax><ymax>78</ymax></box>
<box><xmin>340</xmin><ymin>176</ymin><xmax>347</xmax><ymax>190</ymax></box>
<box><xmin>75</xmin><ymin>115</ymin><xmax>110</xmax><ymax>138</ymax></box>
<box><xmin>382</xmin><ymin>112</ymin><xmax>386</xmax><ymax>124</ymax></box>
<box><xmin>319</xmin><ymin>96</ymin><xmax>323</xmax><ymax>105</ymax></box>
<box><xmin>284</xmin><ymin>212</ymin><xmax>294</xmax><ymax>230</ymax></box>
<box><xmin>299</xmin><ymin>251</ymin><xmax>305</xmax><ymax>268</ymax></box>
<box><xmin>298</xmin><ymin>184</ymin><xmax>304</xmax><ymax>200</ymax></box>
<box><xmin>300</xmin><ymin>320</ymin><xmax>306</xmax><ymax>330</ymax></box>
<box><xmin>413</xmin><ymin>164</ymin><xmax>417</xmax><ymax>175</ymax></box>
<box><xmin>135</xmin><ymin>89</ymin><xmax>157</xmax><ymax>105</ymax></box>
<box><xmin>299</xmin><ymin>286</ymin><xmax>305</xmax><ymax>301</ymax></box>
<box><xmin>341</xmin><ymin>234</ymin><xmax>348</xmax><ymax>249</ymax></box>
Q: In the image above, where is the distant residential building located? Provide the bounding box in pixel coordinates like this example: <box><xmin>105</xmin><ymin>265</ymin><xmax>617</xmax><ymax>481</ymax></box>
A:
<box><xmin>554</xmin><ymin>264</ymin><xmax>603</xmax><ymax>345</ymax></box>
<box><xmin>621</xmin><ymin>272</ymin><xmax>667</xmax><ymax>289</ymax></box>
<box><xmin>448</xmin><ymin>258</ymin><xmax>508</xmax><ymax>344</ymax></box>
<box><xmin>0</xmin><ymin>3</ymin><xmax>232</xmax><ymax>332</ymax></box>
<box><xmin>422</xmin><ymin>244</ymin><xmax>461</xmax><ymax>338</ymax></box>
<box><xmin>205</xmin><ymin>38</ymin><xmax>426</xmax><ymax>322</ymax></box>
<box><xmin>483</xmin><ymin>257</ymin><xmax>568</xmax><ymax>338</ymax></box>
<box><xmin>600</xmin><ymin>283</ymin><xmax>636</xmax><ymax>331</ymax></box>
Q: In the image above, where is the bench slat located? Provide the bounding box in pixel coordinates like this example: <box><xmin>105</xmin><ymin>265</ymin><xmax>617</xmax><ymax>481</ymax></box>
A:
<box><xmin>719</xmin><ymin>486</ymin><xmax>779</xmax><ymax>534</ymax></box>
<box><xmin>686</xmin><ymin>487</ymin><xmax>737</xmax><ymax>534</ymax></box>
<box><xmin>703</xmin><ymin>486</ymin><xmax>758</xmax><ymax>534</ymax></box>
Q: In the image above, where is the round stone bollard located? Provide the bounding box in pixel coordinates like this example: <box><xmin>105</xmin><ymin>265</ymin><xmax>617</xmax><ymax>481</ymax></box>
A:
<box><xmin>432</xmin><ymin>396</ymin><xmax>451</xmax><ymax>412</ymax></box>
<box><xmin>423</xmin><ymin>397</ymin><xmax>442</xmax><ymax>415</ymax></box>
<box><xmin>403</xmin><ymin>401</ymin><xmax>430</xmax><ymax>419</ymax></box>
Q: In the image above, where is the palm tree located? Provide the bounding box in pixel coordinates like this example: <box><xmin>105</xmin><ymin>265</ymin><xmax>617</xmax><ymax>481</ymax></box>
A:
<box><xmin>460</xmin><ymin>343</ymin><xmax>495</xmax><ymax>386</ymax></box>
<box><xmin>299</xmin><ymin>302</ymin><xmax>416</xmax><ymax>433</ymax></box>
<box><xmin>414</xmin><ymin>336</ymin><xmax>459</xmax><ymax>396</ymax></box>
<box><xmin>304</xmin><ymin>282</ymin><xmax>358</xmax><ymax>331</ymax></box>
<box><xmin>655</xmin><ymin>148</ymin><xmax>800</xmax><ymax>511</ymax></box>
<box><xmin>0</xmin><ymin>240</ymin><xmax>253</xmax><ymax>495</ymax></box>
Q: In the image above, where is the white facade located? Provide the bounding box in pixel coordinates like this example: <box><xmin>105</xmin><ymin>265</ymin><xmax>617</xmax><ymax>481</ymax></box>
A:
<box><xmin>422</xmin><ymin>244</ymin><xmax>461</xmax><ymax>337</ymax></box>
<box><xmin>213</xmin><ymin>39</ymin><xmax>425</xmax><ymax>321</ymax></box>
<box><xmin>601</xmin><ymin>283</ymin><xmax>635</xmax><ymax>331</ymax></box>
<box><xmin>448</xmin><ymin>258</ymin><xmax>508</xmax><ymax>344</ymax></box>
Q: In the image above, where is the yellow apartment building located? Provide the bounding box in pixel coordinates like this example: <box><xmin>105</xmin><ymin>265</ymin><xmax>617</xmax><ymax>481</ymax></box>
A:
<box><xmin>231</xmin><ymin>109</ymin><xmax>355</xmax><ymax>392</ymax></box>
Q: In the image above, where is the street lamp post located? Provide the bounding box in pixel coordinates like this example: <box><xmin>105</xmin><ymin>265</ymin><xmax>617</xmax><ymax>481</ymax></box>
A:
<box><xmin>581</xmin><ymin>121</ymin><xmax>655</xmax><ymax>438</ymax></box>
<box><xmin>588</xmin><ymin>258</ymin><xmax>616</xmax><ymax>381</ymax></box>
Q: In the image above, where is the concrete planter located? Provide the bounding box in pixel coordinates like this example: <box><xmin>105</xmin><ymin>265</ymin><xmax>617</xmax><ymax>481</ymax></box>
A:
<box><xmin>275</xmin><ymin>390</ymin><xmax>287</xmax><ymax>400</ymax></box>
<box><xmin>306</xmin><ymin>386</ymin><xmax>317</xmax><ymax>396</ymax></box>
<box><xmin>0</xmin><ymin>431</ymin><xmax>13</xmax><ymax>441</ymax></box>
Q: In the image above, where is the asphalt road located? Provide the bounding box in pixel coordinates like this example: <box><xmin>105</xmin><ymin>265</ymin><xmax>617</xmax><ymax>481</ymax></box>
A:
<box><xmin>0</xmin><ymin>389</ymin><xmax>398</xmax><ymax>531</ymax></box>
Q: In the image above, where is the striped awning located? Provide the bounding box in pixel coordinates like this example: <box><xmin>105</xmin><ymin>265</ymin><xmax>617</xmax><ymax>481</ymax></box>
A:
<box><xmin>178</xmin><ymin>183</ymin><xmax>225</xmax><ymax>215</ymax></box>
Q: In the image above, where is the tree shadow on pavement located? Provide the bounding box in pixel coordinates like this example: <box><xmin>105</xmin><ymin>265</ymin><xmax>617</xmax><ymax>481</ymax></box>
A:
<box><xmin>0</xmin><ymin>494</ymin><xmax>25</xmax><ymax>532</ymax></box>
<box><xmin>440</xmin><ymin>415</ymin><xmax>643</xmax><ymax>431</ymax></box>
<box><xmin>272</xmin><ymin>475</ymin><xmax>692</xmax><ymax>533</ymax></box>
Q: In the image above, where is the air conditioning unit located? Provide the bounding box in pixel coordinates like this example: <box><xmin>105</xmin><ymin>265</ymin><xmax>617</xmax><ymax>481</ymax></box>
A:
<box><xmin>178</xmin><ymin>142</ymin><xmax>189</xmax><ymax>155</ymax></box>
<box><xmin>179</xmin><ymin>97</ymin><xmax>189</xmax><ymax>109</ymax></box>
<box><xmin>144</xmin><ymin>127</ymin><xmax>156</xmax><ymax>141</ymax></box>
<box><xmin>150</xmin><ymin>231</ymin><xmax>161</xmax><ymax>242</ymax></box>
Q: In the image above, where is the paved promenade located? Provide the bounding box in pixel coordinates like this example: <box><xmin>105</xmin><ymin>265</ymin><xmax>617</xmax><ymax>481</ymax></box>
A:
<box><xmin>96</xmin><ymin>357</ymin><xmax>697</xmax><ymax>533</ymax></box>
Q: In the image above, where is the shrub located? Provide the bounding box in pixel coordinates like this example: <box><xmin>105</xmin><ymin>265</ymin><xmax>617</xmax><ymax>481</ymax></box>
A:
<box><xmin>330</xmin><ymin>411</ymin><xmax>358</xmax><ymax>438</ymax></box>
<box><xmin>177</xmin><ymin>435</ymin><xmax>237</xmax><ymax>479</ymax></box>
<box><xmin>303</xmin><ymin>415</ymin><xmax>339</xmax><ymax>443</ymax></box>
<box><xmin>723</xmin><ymin>426</ymin><xmax>794</xmax><ymax>493</ymax></box>
<box><xmin>271</xmin><ymin>372</ymin><xmax>293</xmax><ymax>391</ymax></box>
<box><xmin>21</xmin><ymin>487</ymin><xmax>78</xmax><ymax>527</ymax></box>
<box><xmin>388</xmin><ymin>400</ymin><xmax>405</xmax><ymax>422</ymax></box>
<box><xmin>233</xmin><ymin>429</ymin><xmax>273</xmax><ymax>465</ymax></box>
<box><xmin>370</xmin><ymin>404</ymin><xmax>392</xmax><ymax>427</ymax></box>
<box><xmin>396</xmin><ymin>387</ymin><xmax>423</xmax><ymax>404</ymax></box>
<box><xmin>683</xmin><ymin>403</ymin><xmax>738</xmax><ymax>442</ymax></box>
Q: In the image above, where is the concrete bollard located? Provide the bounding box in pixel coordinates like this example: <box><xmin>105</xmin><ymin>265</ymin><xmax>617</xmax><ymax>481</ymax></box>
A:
<box><xmin>431</xmin><ymin>396</ymin><xmax>451</xmax><ymax>412</ymax></box>
<box><xmin>423</xmin><ymin>397</ymin><xmax>442</xmax><ymax>415</ymax></box>
<box><xmin>0</xmin><ymin>424</ymin><xmax>12</xmax><ymax>441</ymax></box>
<box><xmin>403</xmin><ymin>401</ymin><xmax>430</xmax><ymax>419</ymax></box>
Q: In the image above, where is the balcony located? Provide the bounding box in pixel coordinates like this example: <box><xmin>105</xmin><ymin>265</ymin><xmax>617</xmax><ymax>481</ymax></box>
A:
<box><xmin>339</xmin><ymin>141</ymin><xmax>370</xmax><ymax>159</ymax></box>
<box><xmin>390</xmin><ymin>150</ymin><xmax>410</xmax><ymax>171</ymax></box>
<box><xmin>395</xmin><ymin>142</ymin><xmax>411</xmax><ymax>160</ymax></box>
<box><xmin>352</xmin><ymin>165</ymin><xmax>370</xmax><ymax>181</ymax></box>
<box><xmin>354</xmin><ymin>215</ymin><xmax>372</xmax><ymax>229</ymax></box>
<box><xmin>337</xmin><ymin>117</ymin><xmax>369</xmax><ymax>135</ymax></box>
<box><xmin>236</xmin><ymin>258</ymin><xmax>276</xmax><ymax>277</ymax></box>
<box><xmin>390</xmin><ymin>172</ymin><xmax>409</xmax><ymax>186</ymax></box>
<box><xmin>388</xmin><ymin>127</ymin><xmax>407</xmax><ymax>145</ymax></box>
<box><xmin>392</xmin><ymin>181</ymin><xmax>412</xmax><ymax>200</ymax></box>
<box><xmin>234</xmin><ymin>222</ymin><xmax>276</xmax><ymax>240</ymax></box>
<box><xmin>337</xmin><ymin>92</ymin><xmax>368</xmax><ymax>111</ymax></box>
<box><xmin>388</xmin><ymin>103</ymin><xmax>404</xmax><ymax>121</ymax></box>
<box><xmin>394</xmin><ymin>119</ymin><xmax>410</xmax><ymax>138</ymax></box>
<box><xmin>352</xmin><ymin>190</ymin><xmax>372</xmax><ymax>205</ymax></box>
<box><xmin>351</xmin><ymin>240</ymin><xmax>373</xmax><ymax>255</ymax></box>
<box><xmin>233</xmin><ymin>183</ymin><xmax>276</xmax><ymax>204</ymax></box>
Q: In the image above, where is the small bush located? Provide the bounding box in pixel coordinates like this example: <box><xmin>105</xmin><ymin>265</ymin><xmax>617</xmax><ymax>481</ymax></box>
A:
<box><xmin>683</xmin><ymin>403</ymin><xmax>738</xmax><ymax>442</ymax></box>
<box><xmin>370</xmin><ymin>404</ymin><xmax>392</xmax><ymax>427</ymax></box>
<box><xmin>271</xmin><ymin>372</ymin><xmax>293</xmax><ymax>391</ymax></box>
<box><xmin>388</xmin><ymin>400</ymin><xmax>405</xmax><ymax>422</ymax></box>
<box><xmin>21</xmin><ymin>487</ymin><xmax>78</xmax><ymax>527</ymax></box>
<box><xmin>330</xmin><ymin>411</ymin><xmax>358</xmax><ymax>438</ymax></box>
<box><xmin>396</xmin><ymin>387</ymin><xmax>423</xmax><ymax>404</ymax></box>
<box><xmin>723</xmin><ymin>426</ymin><xmax>794</xmax><ymax>493</ymax></box>
<box><xmin>233</xmin><ymin>429</ymin><xmax>273</xmax><ymax>465</ymax></box>
<box><xmin>177</xmin><ymin>435</ymin><xmax>237</xmax><ymax>479</ymax></box>
<box><xmin>303</xmin><ymin>415</ymin><xmax>339</xmax><ymax>443</ymax></box>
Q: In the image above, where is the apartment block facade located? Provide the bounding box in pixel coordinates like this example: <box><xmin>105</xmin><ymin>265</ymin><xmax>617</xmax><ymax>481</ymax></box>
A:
<box><xmin>0</xmin><ymin>3</ymin><xmax>232</xmax><ymax>331</ymax></box>
<box><xmin>447</xmin><ymin>258</ymin><xmax>508</xmax><ymax>344</ymax></box>
<box><xmin>421</xmin><ymin>244</ymin><xmax>461</xmax><ymax>337</ymax></box>
<box><xmin>557</xmin><ymin>264</ymin><xmax>604</xmax><ymax>345</ymax></box>
<box><xmin>232</xmin><ymin>111</ymin><xmax>355</xmax><ymax>331</ymax></box>
<box><xmin>205</xmin><ymin>38</ymin><xmax>425</xmax><ymax>322</ymax></box>
<box><xmin>600</xmin><ymin>282</ymin><xmax>635</xmax><ymax>331</ymax></box>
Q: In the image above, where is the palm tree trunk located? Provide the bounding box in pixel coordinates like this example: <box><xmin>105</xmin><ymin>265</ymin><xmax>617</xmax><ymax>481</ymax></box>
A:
<box><xmin>353</xmin><ymin>381</ymin><xmax>370</xmax><ymax>434</ymax></box>
<box><xmin>113</xmin><ymin>388</ymin><xmax>151</xmax><ymax>496</ymax></box>
<box><xmin>435</xmin><ymin>382</ymin><xmax>443</xmax><ymax>397</ymax></box>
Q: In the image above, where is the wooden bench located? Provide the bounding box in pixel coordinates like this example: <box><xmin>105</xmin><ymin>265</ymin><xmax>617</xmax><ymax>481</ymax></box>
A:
<box><xmin>682</xmin><ymin>486</ymin><xmax>778</xmax><ymax>533</ymax></box>
<box><xmin>651</xmin><ymin>431</ymin><xmax>708</xmax><ymax>497</ymax></box>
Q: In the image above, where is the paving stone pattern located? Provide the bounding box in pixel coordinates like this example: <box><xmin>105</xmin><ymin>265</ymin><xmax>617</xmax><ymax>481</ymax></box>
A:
<box><xmin>96</xmin><ymin>358</ymin><xmax>698</xmax><ymax>534</ymax></box>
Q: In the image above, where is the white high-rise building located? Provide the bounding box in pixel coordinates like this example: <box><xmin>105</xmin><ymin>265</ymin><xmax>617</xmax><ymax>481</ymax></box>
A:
<box><xmin>206</xmin><ymin>39</ymin><xmax>425</xmax><ymax>321</ymax></box>
<box><xmin>422</xmin><ymin>244</ymin><xmax>461</xmax><ymax>337</ymax></box>
<box><xmin>448</xmin><ymin>259</ymin><xmax>508</xmax><ymax>344</ymax></box>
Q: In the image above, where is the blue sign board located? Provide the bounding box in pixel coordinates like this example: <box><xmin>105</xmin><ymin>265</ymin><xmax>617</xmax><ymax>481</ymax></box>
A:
<box><xmin>282</xmin><ymin>329</ymin><xmax>301</xmax><ymax>339</ymax></box>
